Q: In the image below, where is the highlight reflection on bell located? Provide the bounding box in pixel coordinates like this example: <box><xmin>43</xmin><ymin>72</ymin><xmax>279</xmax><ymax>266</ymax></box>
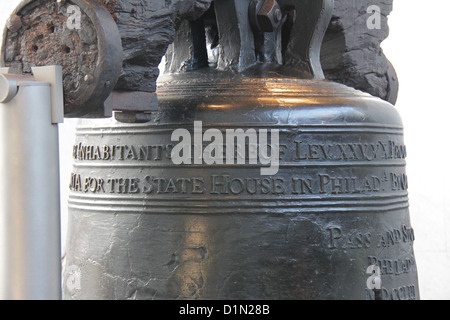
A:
<box><xmin>62</xmin><ymin>0</ymin><xmax>419</xmax><ymax>300</ymax></box>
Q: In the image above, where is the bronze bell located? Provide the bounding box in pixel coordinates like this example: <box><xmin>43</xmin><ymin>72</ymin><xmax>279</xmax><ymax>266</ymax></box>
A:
<box><xmin>58</xmin><ymin>0</ymin><xmax>420</xmax><ymax>300</ymax></box>
<box><xmin>0</xmin><ymin>0</ymin><xmax>417</xmax><ymax>299</ymax></box>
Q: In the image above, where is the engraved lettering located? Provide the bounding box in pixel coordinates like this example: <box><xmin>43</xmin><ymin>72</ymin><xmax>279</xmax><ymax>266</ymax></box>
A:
<box><xmin>294</xmin><ymin>141</ymin><xmax>307</xmax><ymax>160</ymax></box>
<box><xmin>293</xmin><ymin>140</ymin><xmax>406</xmax><ymax>161</ymax></box>
<box><xmin>390</xmin><ymin>284</ymin><xmax>416</xmax><ymax>300</ymax></box>
<box><xmin>368</xmin><ymin>255</ymin><xmax>415</xmax><ymax>276</ymax></box>
<box><xmin>245</xmin><ymin>178</ymin><xmax>258</xmax><ymax>195</ymax></box>
<box><xmin>211</xmin><ymin>175</ymin><xmax>285</xmax><ymax>195</ymax></box>
<box><xmin>273</xmin><ymin>178</ymin><xmax>285</xmax><ymax>194</ymax></box>
<box><xmin>73</xmin><ymin>144</ymin><xmax>78</xmax><ymax>159</ymax></box>
<box><xmin>153</xmin><ymin>177</ymin><xmax>166</xmax><ymax>194</ymax></box>
<box><xmin>229</xmin><ymin>178</ymin><xmax>244</xmax><ymax>195</ymax></box>
<box><xmin>309</xmin><ymin>144</ymin><xmax>320</xmax><ymax>159</ymax></box>
<box><xmin>292</xmin><ymin>178</ymin><xmax>313</xmax><ymax>194</ymax></box>
<box><xmin>343</xmin><ymin>232</ymin><xmax>371</xmax><ymax>249</ymax></box>
<box><xmin>103</xmin><ymin>146</ymin><xmax>111</xmax><ymax>160</ymax></box>
<box><xmin>390</xmin><ymin>141</ymin><xmax>407</xmax><ymax>159</ymax></box>
<box><xmin>211</xmin><ymin>175</ymin><xmax>230</xmax><ymax>194</ymax></box>
<box><xmin>93</xmin><ymin>146</ymin><xmax>101</xmax><ymax>160</ymax></box>
<box><xmin>377</xmin><ymin>225</ymin><xmax>414</xmax><ymax>247</ymax></box>
<box><xmin>69</xmin><ymin>173</ymin><xmax>83</xmax><ymax>191</ymax></box>
<box><xmin>164</xmin><ymin>178</ymin><xmax>178</xmax><ymax>193</ymax></box>
<box><xmin>366</xmin><ymin>284</ymin><xmax>417</xmax><ymax>300</ymax></box>
<box><xmin>142</xmin><ymin>176</ymin><xmax>205</xmax><ymax>194</ymax></box>
<box><xmin>107</xmin><ymin>178</ymin><xmax>116</xmax><ymax>193</ymax></box>
<box><xmin>319</xmin><ymin>144</ymin><xmax>332</xmax><ymax>159</ymax></box>
<box><xmin>116</xmin><ymin>178</ymin><xmax>128</xmax><ymax>193</ymax></box>
<box><xmin>319</xmin><ymin>174</ymin><xmax>331</xmax><ymax>193</ymax></box>
<box><xmin>358</xmin><ymin>144</ymin><xmax>369</xmax><ymax>160</ymax></box>
<box><xmin>97</xmin><ymin>178</ymin><xmax>105</xmax><ymax>193</ymax></box>
<box><xmin>84</xmin><ymin>177</ymin><xmax>96</xmax><ymax>193</ymax></box>
<box><xmin>319</xmin><ymin>174</ymin><xmax>382</xmax><ymax>194</ymax></box>
<box><xmin>125</xmin><ymin>146</ymin><xmax>137</xmax><ymax>160</ymax></box>
<box><xmin>83</xmin><ymin>177</ymin><xmax>105</xmax><ymax>193</ymax></box>
<box><xmin>326</xmin><ymin>226</ymin><xmax>372</xmax><ymax>250</ymax></box>
<box><xmin>105</xmin><ymin>178</ymin><xmax>141</xmax><ymax>194</ymax></box>
<box><xmin>370</xmin><ymin>143</ymin><xmax>380</xmax><ymax>160</ymax></box>
<box><xmin>153</xmin><ymin>145</ymin><xmax>164</xmax><ymax>161</ymax></box>
<box><xmin>295</xmin><ymin>142</ymin><xmax>333</xmax><ymax>160</ymax></box>
<box><xmin>336</xmin><ymin>144</ymin><xmax>348</xmax><ymax>160</ymax></box>
<box><xmin>192</xmin><ymin>177</ymin><xmax>204</xmax><ymax>194</ymax></box>
<box><xmin>79</xmin><ymin>144</ymin><xmax>86</xmax><ymax>159</ymax></box>
<box><xmin>128</xmin><ymin>178</ymin><xmax>140</xmax><ymax>194</ymax></box>
<box><xmin>402</xmin><ymin>225</ymin><xmax>415</xmax><ymax>243</ymax></box>
<box><xmin>347</xmin><ymin>144</ymin><xmax>358</xmax><ymax>159</ymax></box>
<box><xmin>176</xmin><ymin>178</ymin><xmax>191</xmax><ymax>193</ymax></box>
<box><xmin>379</xmin><ymin>141</ymin><xmax>389</xmax><ymax>159</ymax></box>
<box><xmin>391</xmin><ymin>173</ymin><xmax>408</xmax><ymax>191</ymax></box>
<box><xmin>138</xmin><ymin>146</ymin><xmax>150</xmax><ymax>160</ymax></box>
<box><xmin>327</xmin><ymin>226</ymin><xmax>342</xmax><ymax>249</ymax></box>
<box><xmin>377</xmin><ymin>225</ymin><xmax>415</xmax><ymax>248</ymax></box>
<box><xmin>86</xmin><ymin>145</ymin><xmax>94</xmax><ymax>160</ymax></box>
<box><xmin>116</xmin><ymin>146</ymin><xmax>126</xmax><ymax>160</ymax></box>
<box><xmin>143</xmin><ymin>175</ymin><xmax>154</xmax><ymax>194</ymax></box>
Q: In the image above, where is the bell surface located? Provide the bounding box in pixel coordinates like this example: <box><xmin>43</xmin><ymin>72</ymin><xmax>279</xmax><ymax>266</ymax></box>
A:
<box><xmin>63</xmin><ymin>69</ymin><xmax>419</xmax><ymax>300</ymax></box>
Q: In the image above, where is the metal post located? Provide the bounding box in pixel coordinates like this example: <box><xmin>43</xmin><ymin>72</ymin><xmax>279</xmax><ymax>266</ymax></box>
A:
<box><xmin>0</xmin><ymin>66</ymin><xmax>63</xmax><ymax>300</ymax></box>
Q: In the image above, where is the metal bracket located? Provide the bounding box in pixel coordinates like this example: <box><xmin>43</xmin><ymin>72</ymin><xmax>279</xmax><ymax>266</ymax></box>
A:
<box><xmin>0</xmin><ymin>65</ymin><xmax>62</xmax><ymax>300</ymax></box>
<box><xmin>0</xmin><ymin>65</ymin><xmax>64</xmax><ymax>124</ymax></box>
<box><xmin>32</xmin><ymin>66</ymin><xmax>64</xmax><ymax>124</ymax></box>
<box><xmin>0</xmin><ymin>67</ymin><xmax>16</xmax><ymax>103</ymax></box>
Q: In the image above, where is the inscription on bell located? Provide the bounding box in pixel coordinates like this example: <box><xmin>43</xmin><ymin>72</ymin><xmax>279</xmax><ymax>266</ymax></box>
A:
<box><xmin>368</xmin><ymin>255</ymin><xmax>415</xmax><ymax>276</ymax></box>
<box><xmin>72</xmin><ymin>139</ymin><xmax>407</xmax><ymax>163</ymax></box>
<box><xmin>69</xmin><ymin>171</ymin><xmax>408</xmax><ymax>196</ymax></box>
<box><xmin>73</xmin><ymin>143</ymin><xmax>173</xmax><ymax>161</ymax></box>
<box><xmin>326</xmin><ymin>225</ymin><xmax>415</xmax><ymax>250</ymax></box>
<box><xmin>294</xmin><ymin>140</ymin><xmax>407</xmax><ymax>161</ymax></box>
<box><xmin>366</xmin><ymin>284</ymin><xmax>417</xmax><ymax>300</ymax></box>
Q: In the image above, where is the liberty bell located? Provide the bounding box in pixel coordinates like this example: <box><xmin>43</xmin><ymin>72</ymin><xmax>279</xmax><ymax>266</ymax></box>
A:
<box><xmin>1</xmin><ymin>0</ymin><xmax>419</xmax><ymax>300</ymax></box>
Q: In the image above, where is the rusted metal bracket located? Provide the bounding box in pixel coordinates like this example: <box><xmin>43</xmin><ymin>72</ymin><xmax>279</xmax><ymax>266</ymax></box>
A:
<box><xmin>0</xmin><ymin>66</ymin><xmax>64</xmax><ymax>124</ymax></box>
<box><xmin>1</xmin><ymin>0</ymin><xmax>216</xmax><ymax>121</ymax></box>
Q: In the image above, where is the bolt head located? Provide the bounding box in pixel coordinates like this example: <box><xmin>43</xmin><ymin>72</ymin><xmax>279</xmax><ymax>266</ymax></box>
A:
<box><xmin>256</xmin><ymin>1</ymin><xmax>283</xmax><ymax>32</ymax></box>
<box><xmin>6</xmin><ymin>14</ymin><xmax>22</xmax><ymax>33</ymax></box>
<box><xmin>274</xmin><ymin>8</ymin><xmax>282</xmax><ymax>23</ymax></box>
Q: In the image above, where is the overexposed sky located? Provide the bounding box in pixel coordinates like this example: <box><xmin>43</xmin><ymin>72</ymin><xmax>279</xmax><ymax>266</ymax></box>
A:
<box><xmin>382</xmin><ymin>0</ymin><xmax>450</xmax><ymax>300</ymax></box>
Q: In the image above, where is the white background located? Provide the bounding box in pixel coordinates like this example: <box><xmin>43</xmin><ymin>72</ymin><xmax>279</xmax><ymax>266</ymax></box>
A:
<box><xmin>1</xmin><ymin>0</ymin><xmax>449</xmax><ymax>300</ymax></box>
